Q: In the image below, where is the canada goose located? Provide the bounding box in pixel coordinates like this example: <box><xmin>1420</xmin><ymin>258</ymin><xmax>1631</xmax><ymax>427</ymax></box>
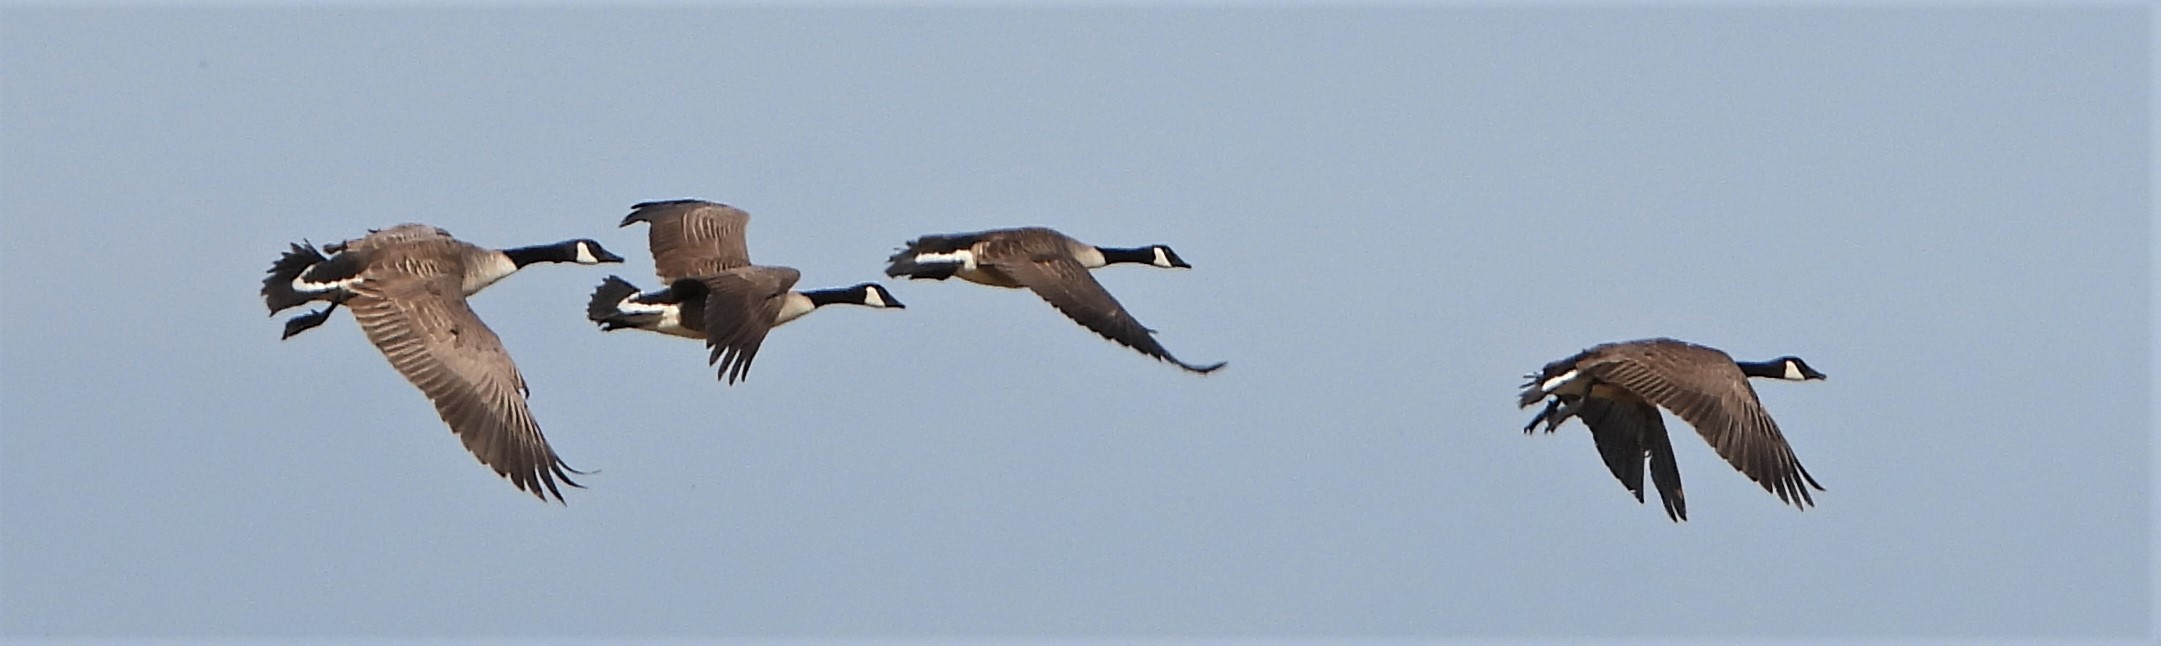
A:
<box><xmin>259</xmin><ymin>224</ymin><xmax>623</xmax><ymax>503</ymax></box>
<box><xmin>1518</xmin><ymin>338</ymin><xmax>1826</xmax><ymax>521</ymax></box>
<box><xmin>587</xmin><ymin>199</ymin><xmax>905</xmax><ymax>384</ymax></box>
<box><xmin>264</xmin><ymin>228</ymin><xmax>623</xmax><ymax>339</ymax></box>
<box><xmin>884</xmin><ymin>227</ymin><xmax>1224</xmax><ymax>374</ymax></box>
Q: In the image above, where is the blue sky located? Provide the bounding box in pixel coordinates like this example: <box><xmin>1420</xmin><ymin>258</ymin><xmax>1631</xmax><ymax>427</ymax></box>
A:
<box><xmin>1</xmin><ymin>3</ymin><xmax>2151</xmax><ymax>641</ymax></box>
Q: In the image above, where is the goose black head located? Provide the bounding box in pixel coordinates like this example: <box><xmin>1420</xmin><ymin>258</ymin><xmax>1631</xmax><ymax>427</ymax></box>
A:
<box><xmin>568</xmin><ymin>239</ymin><xmax>625</xmax><ymax>265</ymax></box>
<box><xmin>1149</xmin><ymin>244</ymin><xmax>1191</xmax><ymax>269</ymax></box>
<box><xmin>1776</xmin><ymin>356</ymin><xmax>1826</xmax><ymax>381</ymax></box>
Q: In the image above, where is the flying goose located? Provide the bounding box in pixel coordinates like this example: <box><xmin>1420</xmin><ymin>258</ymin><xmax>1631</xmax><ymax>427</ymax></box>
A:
<box><xmin>587</xmin><ymin>199</ymin><xmax>905</xmax><ymax>384</ymax></box>
<box><xmin>884</xmin><ymin>226</ymin><xmax>1224</xmax><ymax>374</ymax></box>
<box><xmin>264</xmin><ymin>228</ymin><xmax>623</xmax><ymax>339</ymax></box>
<box><xmin>259</xmin><ymin>224</ymin><xmax>623</xmax><ymax>503</ymax></box>
<box><xmin>1518</xmin><ymin>337</ymin><xmax>1826</xmax><ymax>521</ymax></box>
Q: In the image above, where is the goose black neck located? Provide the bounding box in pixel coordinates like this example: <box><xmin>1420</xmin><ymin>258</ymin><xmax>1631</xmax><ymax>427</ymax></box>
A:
<box><xmin>1736</xmin><ymin>359</ymin><xmax>1787</xmax><ymax>379</ymax></box>
<box><xmin>502</xmin><ymin>243</ymin><xmax>574</xmax><ymax>267</ymax></box>
<box><xmin>803</xmin><ymin>287</ymin><xmax>859</xmax><ymax>307</ymax></box>
<box><xmin>1099</xmin><ymin>246</ymin><xmax>1156</xmax><ymax>265</ymax></box>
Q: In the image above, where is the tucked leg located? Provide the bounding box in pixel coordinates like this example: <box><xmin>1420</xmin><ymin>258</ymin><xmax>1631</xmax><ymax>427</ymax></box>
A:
<box><xmin>280</xmin><ymin>298</ymin><xmax>343</xmax><ymax>339</ymax></box>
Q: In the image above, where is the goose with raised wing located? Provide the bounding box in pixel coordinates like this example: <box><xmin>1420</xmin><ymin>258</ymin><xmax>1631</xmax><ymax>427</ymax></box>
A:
<box><xmin>1519</xmin><ymin>337</ymin><xmax>1826</xmax><ymax>521</ymax></box>
<box><xmin>259</xmin><ymin>224</ymin><xmax>623</xmax><ymax>503</ymax></box>
<box><xmin>587</xmin><ymin>199</ymin><xmax>904</xmax><ymax>384</ymax></box>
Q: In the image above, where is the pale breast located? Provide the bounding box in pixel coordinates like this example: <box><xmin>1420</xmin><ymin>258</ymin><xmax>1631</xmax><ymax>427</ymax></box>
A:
<box><xmin>459</xmin><ymin>251</ymin><xmax>520</xmax><ymax>295</ymax></box>
<box><xmin>772</xmin><ymin>292</ymin><xmax>818</xmax><ymax>326</ymax></box>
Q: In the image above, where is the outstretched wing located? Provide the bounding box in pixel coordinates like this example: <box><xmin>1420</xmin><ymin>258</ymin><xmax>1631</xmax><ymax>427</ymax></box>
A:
<box><xmin>992</xmin><ymin>250</ymin><xmax>1222</xmax><ymax>375</ymax></box>
<box><xmin>1574</xmin><ymin>392</ymin><xmax>1688</xmax><ymax>521</ymax></box>
<box><xmin>1582</xmin><ymin>340</ymin><xmax>1820</xmax><ymax>509</ymax></box>
<box><xmin>348</xmin><ymin>270</ymin><xmax>583</xmax><ymax>502</ymax></box>
<box><xmin>683</xmin><ymin>266</ymin><xmax>801</xmax><ymax>385</ymax></box>
<box><xmin>624</xmin><ymin>200</ymin><xmax>752</xmax><ymax>283</ymax></box>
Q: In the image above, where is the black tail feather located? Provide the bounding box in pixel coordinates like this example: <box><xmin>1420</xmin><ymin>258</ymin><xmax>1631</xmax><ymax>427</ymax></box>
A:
<box><xmin>883</xmin><ymin>254</ymin><xmax>962</xmax><ymax>280</ymax></box>
<box><xmin>261</xmin><ymin>241</ymin><xmax>330</xmax><ymax>314</ymax></box>
<box><xmin>891</xmin><ymin>233</ymin><xmax>979</xmax><ymax>257</ymax></box>
<box><xmin>587</xmin><ymin>276</ymin><xmax>644</xmax><ymax>329</ymax></box>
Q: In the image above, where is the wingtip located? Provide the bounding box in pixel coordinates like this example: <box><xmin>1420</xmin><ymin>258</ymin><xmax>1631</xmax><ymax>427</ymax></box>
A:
<box><xmin>619</xmin><ymin>203</ymin><xmax>661</xmax><ymax>227</ymax></box>
<box><xmin>1183</xmin><ymin>360</ymin><xmax>1228</xmax><ymax>375</ymax></box>
<box><xmin>523</xmin><ymin>456</ymin><xmax>592</xmax><ymax>505</ymax></box>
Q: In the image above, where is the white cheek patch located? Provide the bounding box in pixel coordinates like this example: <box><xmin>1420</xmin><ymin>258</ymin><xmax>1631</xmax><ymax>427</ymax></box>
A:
<box><xmin>912</xmin><ymin>250</ymin><xmax>976</xmax><ymax>270</ymax></box>
<box><xmin>861</xmin><ymin>287</ymin><xmax>887</xmax><ymax>308</ymax></box>
<box><xmin>1538</xmin><ymin>369</ymin><xmax>1581</xmax><ymax>394</ymax></box>
<box><xmin>1152</xmin><ymin>247</ymin><xmax>1171</xmax><ymax>267</ymax></box>
<box><xmin>574</xmin><ymin>243</ymin><xmax>599</xmax><ymax>264</ymax></box>
<box><xmin>1783</xmin><ymin>361</ymin><xmax>1804</xmax><ymax>381</ymax></box>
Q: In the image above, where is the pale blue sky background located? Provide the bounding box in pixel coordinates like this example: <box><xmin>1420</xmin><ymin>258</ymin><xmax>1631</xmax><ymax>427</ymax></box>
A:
<box><xmin>1</xmin><ymin>3</ymin><xmax>2151</xmax><ymax>642</ymax></box>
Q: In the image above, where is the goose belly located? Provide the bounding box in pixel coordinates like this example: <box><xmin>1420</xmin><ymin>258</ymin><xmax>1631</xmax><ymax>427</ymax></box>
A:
<box><xmin>617</xmin><ymin>297</ymin><xmax>704</xmax><ymax>339</ymax></box>
<box><xmin>650</xmin><ymin>307</ymin><xmax>704</xmax><ymax>339</ymax></box>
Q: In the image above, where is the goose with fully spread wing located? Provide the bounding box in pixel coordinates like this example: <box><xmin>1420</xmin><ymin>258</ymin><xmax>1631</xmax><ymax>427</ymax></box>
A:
<box><xmin>1519</xmin><ymin>337</ymin><xmax>1826</xmax><ymax>521</ymax></box>
<box><xmin>260</xmin><ymin>224</ymin><xmax>623</xmax><ymax>502</ymax></box>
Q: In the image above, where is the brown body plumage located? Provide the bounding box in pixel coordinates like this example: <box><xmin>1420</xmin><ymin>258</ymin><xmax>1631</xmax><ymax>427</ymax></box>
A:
<box><xmin>262</xmin><ymin>224</ymin><xmax>621</xmax><ymax>503</ymax></box>
<box><xmin>1520</xmin><ymin>338</ymin><xmax>1827</xmax><ymax>521</ymax></box>
<box><xmin>884</xmin><ymin>227</ymin><xmax>1224</xmax><ymax>375</ymax></box>
<box><xmin>589</xmin><ymin>200</ymin><xmax>904</xmax><ymax>384</ymax></box>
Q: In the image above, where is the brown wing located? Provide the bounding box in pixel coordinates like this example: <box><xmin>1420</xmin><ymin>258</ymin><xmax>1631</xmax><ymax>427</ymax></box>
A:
<box><xmin>334</xmin><ymin>223</ymin><xmax>452</xmax><ymax>253</ymax></box>
<box><xmin>1574</xmin><ymin>391</ymin><xmax>1688</xmax><ymax>521</ymax></box>
<box><xmin>989</xmin><ymin>245</ymin><xmax>1223</xmax><ymax>374</ymax></box>
<box><xmin>347</xmin><ymin>270</ymin><xmax>582</xmax><ymax>503</ymax></box>
<box><xmin>624</xmin><ymin>200</ymin><xmax>751</xmax><ymax>282</ymax></box>
<box><xmin>1582</xmin><ymin>340</ymin><xmax>1820</xmax><ymax>509</ymax></box>
<box><xmin>687</xmin><ymin>266</ymin><xmax>801</xmax><ymax>385</ymax></box>
<box><xmin>307</xmin><ymin>225</ymin><xmax>452</xmax><ymax>280</ymax></box>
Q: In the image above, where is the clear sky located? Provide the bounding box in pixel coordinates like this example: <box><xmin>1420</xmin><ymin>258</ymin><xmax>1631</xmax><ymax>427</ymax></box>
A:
<box><xmin>0</xmin><ymin>3</ymin><xmax>2150</xmax><ymax>642</ymax></box>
